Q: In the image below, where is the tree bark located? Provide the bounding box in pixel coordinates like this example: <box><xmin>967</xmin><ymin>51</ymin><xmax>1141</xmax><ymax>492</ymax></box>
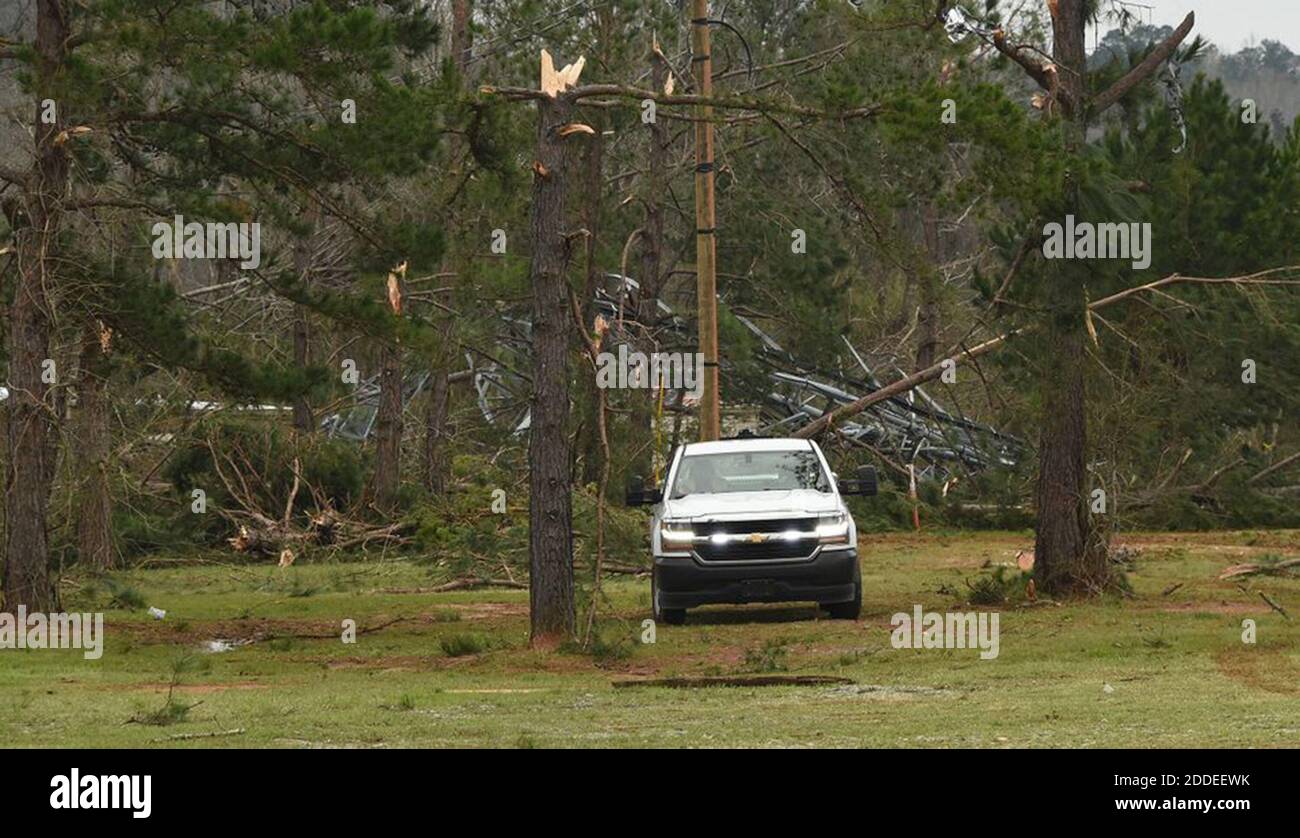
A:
<box><xmin>527</xmin><ymin>93</ymin><xmax>577</xmax><ymax>646</ymax></box>
<box><xmin>421</xmin><ymin>0</ymin><xmax>471</xmax><ymax>496</ymax></box>
<box><xmin>291</xmin><ymin>306</ymin><xmax>312</xmax><ymax>432</ymax></box>
<box><xmin>576</xmin><ymin>111</ymin><xmax>605</xmax><ymax>487</ymax></box>
<box><xmin>291</xmin><ymin>210</ymin><xmax>316</xmax><ymax>434</ymax></box>
<box><xmin>4</xmin><ymin>0</ymin><xmax>68</xmax><ymax>614</ymax></box>
<box><xmin>422</xmin><ymin>368</ymin><xmax>450</xmax><ymax>494</ymax></box>
<box><xmin>450</xmin><ymin>0</ymin><xmax>472</xmax><ymax>79</ymax></box>
<box><xmin>75</xmin><ymin>324</ymin><xmax>113</xmax><ymax>570</ymax></box>
<box><xmin>371</xmin><ymin>343</ymin><xmax>403</xmax><ymax>511</ymax></box>
<box><xmin>370</xmin><ymin>269</ymin><xmax>405</xmax><ymax>512</ymax></box>
<box><xmin>915</xmin><ymin>201</ymin><xmax>942</xmax><ymax>370</ymax></box>
<box><xmin>632</xmin><ymin>36</ymin><xmax>671</xmax><ymax>481</ymax></box>
<box><xmin>1033</xmin><ymin>0</ymin><xmax>1104</xmax><ymax>595</ymax></box>
<box><xmin>1032</xmin><ymin>313</ymin><xmax>1102</xmax><ymax>592</ymax></box>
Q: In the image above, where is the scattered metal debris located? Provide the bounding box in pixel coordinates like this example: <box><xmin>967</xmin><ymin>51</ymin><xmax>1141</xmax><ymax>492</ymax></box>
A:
<box><xmin>320</xmin><ymin>273</ymin><xmax>1023</xmax><ymax>481</ymax></box>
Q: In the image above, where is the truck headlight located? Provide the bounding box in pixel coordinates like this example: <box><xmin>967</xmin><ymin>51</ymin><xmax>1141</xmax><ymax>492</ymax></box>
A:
<box><xmin>659</xmin><ymin>520</ymin><xmax>695</xmax><ymax>552</ymax></box>
<box><xmin>817</xmin><ymin>513</ymin><xmax>851</xmax><ymax>545</ymax></box>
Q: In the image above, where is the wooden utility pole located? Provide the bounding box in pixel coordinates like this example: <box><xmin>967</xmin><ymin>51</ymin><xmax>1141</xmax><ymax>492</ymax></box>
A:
<box><xmin>690</xmin><ymin>0</ymin><xmax>720</xmax><ymax>440</ymax></box>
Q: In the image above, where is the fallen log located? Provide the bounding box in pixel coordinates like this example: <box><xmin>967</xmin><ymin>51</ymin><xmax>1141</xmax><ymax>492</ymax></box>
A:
<box><xmin>1258</xmin><ymin>591</ymin><xmax>1290</xmax><ymax>620</ymax></box>
<box><xmin>1246</xmin><ymin>451</ymin><xmax>1300</xmax><ymax>486</ymax></box>
<box><xmin>612</xmin><ymin>674</ymin><xmax>854</xmax><ymax>689</ymax></box>
<box><xmin>428</xmin><ymin>577</ymin><xmax>527</xmax><ymax>592</ymax></box>
<box><xmin>157</xmin><ymin>728</ymin><xmax>246</xmax><ymax>742</ymax></box>
<box><xmin>1217</xmin><ymin>558</ymin><xmax>1300</xmax><ymax>580</ymax></box>
<box><xmin>793</xmin><ymin>332</ymin><xmax>1015</xmax><ymax>440</ymax></box>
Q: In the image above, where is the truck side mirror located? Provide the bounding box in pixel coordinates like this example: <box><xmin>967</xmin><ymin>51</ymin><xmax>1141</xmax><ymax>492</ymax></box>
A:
<box><xmin>839</xmin><ymin>465</ymin><xmax>878</xmax><ymax>496</ymax></box>
<box><xmin>625</xmin><ymin>475</ymin><xmax>663</xmax><ymax>506</ymax></box>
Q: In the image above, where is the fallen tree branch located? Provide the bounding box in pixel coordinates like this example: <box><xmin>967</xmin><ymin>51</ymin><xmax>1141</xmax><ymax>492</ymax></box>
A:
<box><xmin>157</xmin><ymin>728</ymin><xmax>246</xmax><ymax>742</ymax></box>
<box><xmin>1246</xmin><ymin>451</ymin><xmax>1300</xmax><ymax>486</ymax></box>
<box><xmin>481</xmin><ymin>82</ymin><xmax>884</xmax><ymax>122</ymax></box>
<box><xmin>1218</xmin><ymin>558</ymin><xmax>1300</xmax><ymax>580</ymax></box>
<box><xmin>793</xmin><ymin>331</ymin><xmax>1016</xmax><ymax>439</ymax></box>
<box><xmin>427</xmin><ymin>577</ymin><xmax>528</xmax><ymax>592</ymax></box>
<box><xmin>612</xmin><ymin>674</ymin><xmax>854</xmax><ymax>689</ymax></box>
<box><xmin>1258</xmin><ymin>591</ymin><xmax>1290</xmax><ymax>620</ymax></box>
<box><xmin>796</xmin><ymin>268</ymin><xmax>1300</xmax><ymax>438</ymax></box>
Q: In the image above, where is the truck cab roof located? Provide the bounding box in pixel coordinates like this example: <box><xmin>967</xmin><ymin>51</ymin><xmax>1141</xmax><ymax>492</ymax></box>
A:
<box><xmin>679</xmin><ymin>437</ymin><xmax>816</xmax><ymax>457</ymax></box>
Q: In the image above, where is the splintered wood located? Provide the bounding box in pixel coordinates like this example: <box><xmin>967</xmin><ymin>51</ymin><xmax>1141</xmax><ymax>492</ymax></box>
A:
<box><xmin>540</xmin><ymin>49</ymin><xmax>585</xmax><ymax>97</ymax></box>
<box><xmin>387</xmin><ymin>260</ymin><xmax>406</xmax><ymax>316</ymax></box>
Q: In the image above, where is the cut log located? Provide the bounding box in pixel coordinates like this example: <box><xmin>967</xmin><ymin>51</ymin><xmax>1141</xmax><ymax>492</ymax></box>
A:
<box><xmin>612</xmin><ymin>674</ymin><xmax>854</xmax><ymax>689</ymax></box>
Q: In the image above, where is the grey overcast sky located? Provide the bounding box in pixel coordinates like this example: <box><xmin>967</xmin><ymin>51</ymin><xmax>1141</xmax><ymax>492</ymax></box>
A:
<box><xmin>1112</xmin><ymin>0</ymin><xmax>1300</xmax><ymax>51</ymax></box>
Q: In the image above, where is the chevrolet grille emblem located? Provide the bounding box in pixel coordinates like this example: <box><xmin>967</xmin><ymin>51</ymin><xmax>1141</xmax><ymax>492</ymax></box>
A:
<box><xmin>748</xmin><ymin>533</ymin><xmax>766</xmax><ymax>544</ymax></box>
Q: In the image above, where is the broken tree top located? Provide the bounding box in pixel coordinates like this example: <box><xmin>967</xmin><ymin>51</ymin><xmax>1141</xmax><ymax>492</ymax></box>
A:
<box><xmin>540</xmin><ymin>50</ymin><xmax>585</xmax><ymax>97</ymax></box>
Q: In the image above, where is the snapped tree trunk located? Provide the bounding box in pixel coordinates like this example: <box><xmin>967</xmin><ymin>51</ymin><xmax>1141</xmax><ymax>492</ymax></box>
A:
<box><xmin>528</xmin><ymin>92</ymin><xmax>578</xmax><ymax>646</ymax></box>
<box><xmin>370</xmin><ymin>268</ymin><xmax>406</xmax><ymax>512</ymax></box>
<box><xmin>75</xmin><ymin>324</ymin><xmax>113</xmax><ymax>571</ymax></box>
<box><xmin>4</xmin><ymin>0</ymin><xmax>68</xmax><ymax>613</ymax></box>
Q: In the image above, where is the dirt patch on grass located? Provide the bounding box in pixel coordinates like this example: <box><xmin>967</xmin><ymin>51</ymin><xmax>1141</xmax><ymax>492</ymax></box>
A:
<box><xmin>824</xmin><ymin>683</ymin><xmax>954</xmax><ymax>700</ymax></box>
<box><xmin>104</xmin><ymin>681</ymin><xmax>268</xmax><ymax>694</ymax></box>
<box><xmin>443</xmin><ymin>602</ymin><xmax>528</xmax><ymax>621</ymax></box>
<box><xmin>1117</xmin><ymin>531</ymin><xmax>1300</xmax><ymax>551</ymax></box>
<box><xmin>113</xmin><ymin>617</ymin><xmax>353</xmax><ymax>645</ymax></box>
<box><xmin>1215</xmin><ymin>647</ymin><xmax>1300</xmax><ymax>696</ymax></box>
<box><xmin>1156</xmin><ymin>600</ymin><xmax>1271</xmax><ymax>616</ymax></box>
<box><xmin>322</xmin><ymin>653</ymin><xmax>475</xmax><ymax>672</ymax></box>
<box><xmin>111</xmin><ymin>610</ymin><xmax>472</xmax><ymax>646</ymax></box>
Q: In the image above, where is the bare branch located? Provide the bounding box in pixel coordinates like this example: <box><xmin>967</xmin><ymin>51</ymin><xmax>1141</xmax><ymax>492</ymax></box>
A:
<box><xmin>991</xmin><ymin>29</ymin><xmax>1053</xmax><ymax>91</ymax></box>
<box><xmin>796</xmin><ymin>266</ymin><xmax>1300</xmax><ymax>438</ymax></box>
<box><xmin>480</xmin><ymin>83</ymin><xmax>883</xmax><ymax>121</ymax></box>
<box><xmin>1246</xmin><ymin>451</ymin><xmax>1300</xmax><ymax>486</ymax></box>
<box><xmin>990</xmin><ymin>230</ymin><xmax>1037</xmax><ymax>307</ymax></box>
<box><xmin>1091</xmin><ymin>13</ymin><xmax>1195</xmax><ymax>116</ymax></box>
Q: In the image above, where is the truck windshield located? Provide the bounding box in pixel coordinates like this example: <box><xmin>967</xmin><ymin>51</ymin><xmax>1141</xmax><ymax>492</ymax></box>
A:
<box><xmin>670</xmin><ymin>450</ymin><xmax>830</xmax><ymax>498</ymax></box>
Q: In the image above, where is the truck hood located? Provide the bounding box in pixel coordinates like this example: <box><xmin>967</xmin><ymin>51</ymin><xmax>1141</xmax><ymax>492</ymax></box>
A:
<box><xmin>662</xmin><ymin>490</ymin><xmax>839</xmax><ymax>521</ymax></box>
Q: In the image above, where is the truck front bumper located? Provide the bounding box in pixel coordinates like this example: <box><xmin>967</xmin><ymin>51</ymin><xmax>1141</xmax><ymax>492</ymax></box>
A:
<box><xmin>653</xmin><ymin>548</ymin><xmax>858</xmax><ymax>609</ymax></box>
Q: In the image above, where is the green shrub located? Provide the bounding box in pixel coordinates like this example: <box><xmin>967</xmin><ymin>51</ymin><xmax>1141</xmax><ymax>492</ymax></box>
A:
<box><xmin>965</xmin><ymin>565</ymin><xmax>1028</xmax><ymax>606</ymax></box>
<box><xmin>741</xmin><ymin>638</ymin><xmax>790</xmax><ymax>673</ymax></box>
<box><xmin>440</xmin><ymin>632</ymin><xmax>488</xmax><ymax>657</ymax></box>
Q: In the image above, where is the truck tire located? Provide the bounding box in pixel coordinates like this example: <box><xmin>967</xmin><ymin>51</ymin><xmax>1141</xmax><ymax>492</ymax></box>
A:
<box><xmin>823</xmin><ymin>565</ymin><xmax>862</xmax><ymax>620</ymax></box>
<box><xmin>652</xmin><ymin>568</ymin><xmax>686</xmax><ymax>625</ymax></box>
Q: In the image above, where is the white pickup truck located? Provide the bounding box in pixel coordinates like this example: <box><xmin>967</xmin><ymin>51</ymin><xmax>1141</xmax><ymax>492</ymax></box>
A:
<box><xmin>626</xmin><ymin>436</ymin><xmax>877</xmax><ymax>624</ymax></box>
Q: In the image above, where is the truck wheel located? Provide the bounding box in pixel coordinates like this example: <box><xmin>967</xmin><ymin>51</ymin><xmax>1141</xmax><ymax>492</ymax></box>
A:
<box><xmin>652</xmin><ymin>569</ymin><xmax>686</xmax><ymax>626</ymax></box>
<box><xmin>823</xmin><ymin>566</ymin><xmax>862</xmax><ymax>620</ymax></box>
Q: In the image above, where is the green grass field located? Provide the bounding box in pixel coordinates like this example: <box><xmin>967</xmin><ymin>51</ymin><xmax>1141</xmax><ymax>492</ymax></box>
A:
<box><xmin>2</xmin><ymin>530</ymin><xmax>1297</xmax><ymax>748</ymax></box>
